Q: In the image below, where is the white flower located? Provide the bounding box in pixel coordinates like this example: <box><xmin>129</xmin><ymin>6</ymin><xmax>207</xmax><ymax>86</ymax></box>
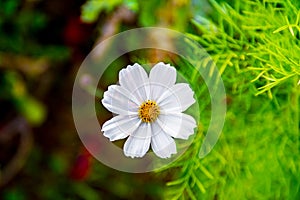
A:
<box><xmin>101</xmin><ymin>62</ymin><xmax>197</xmax><ymax>158</ymax></box>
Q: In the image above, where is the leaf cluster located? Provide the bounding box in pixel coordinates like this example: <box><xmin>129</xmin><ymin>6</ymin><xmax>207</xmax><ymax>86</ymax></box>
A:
<box><xmin>190</xmin><ymin>0</ymin><xmax>299</xmax><ymax>98</ymax></box>
<box><xmin>161</xmin><ymin>0</ymin><xmax>300</xmax><ymax>199</ymax></box>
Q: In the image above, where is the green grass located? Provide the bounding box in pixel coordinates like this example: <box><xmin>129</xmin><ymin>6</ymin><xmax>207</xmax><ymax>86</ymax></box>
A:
<box><xmin>160</xmin><ymin>0</ymin><xmax>300</xmax><ymax>199</ymax></box>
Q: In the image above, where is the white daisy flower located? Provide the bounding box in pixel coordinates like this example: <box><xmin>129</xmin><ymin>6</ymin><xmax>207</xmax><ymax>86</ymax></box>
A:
<box><xmin>101</xmin><ymin>62</ymin><xmax>197</xmax><ymax>158</ymax></box>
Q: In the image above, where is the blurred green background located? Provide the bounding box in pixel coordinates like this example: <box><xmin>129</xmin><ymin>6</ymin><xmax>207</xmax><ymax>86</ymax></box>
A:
<box><xmin>0</xmin><ymin>0</ymin><xmax>299</xmax><ymax>199</ymax></box>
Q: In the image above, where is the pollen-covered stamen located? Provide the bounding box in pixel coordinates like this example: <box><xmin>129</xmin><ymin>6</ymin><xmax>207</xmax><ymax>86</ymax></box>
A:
<box><xmin>138</xmin><ymin>100</ymin><xmax>160</xmax><ymax>123</ymax></box>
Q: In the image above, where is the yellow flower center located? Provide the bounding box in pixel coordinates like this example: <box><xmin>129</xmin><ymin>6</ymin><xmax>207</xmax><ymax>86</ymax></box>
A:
<box><xmin>138</xmin><ymin>100</ymin><xmax>160</xmax><ymax>123</ymax></box>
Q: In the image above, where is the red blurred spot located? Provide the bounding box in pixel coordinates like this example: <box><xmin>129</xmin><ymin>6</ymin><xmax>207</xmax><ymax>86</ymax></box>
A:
<box><xmin>70</xmin><ymin>151</ymin><xmax>92</xmax><ymax>181</ymax></box>
<box><xmin>63</xmin><ymin>15</ymin><xmax>95</xmax><ymax>62</ymax></box>
<box><xmin>63</xmin><ymin>16</ymin><xmax>91</xmax><ymax>46</ymax></box>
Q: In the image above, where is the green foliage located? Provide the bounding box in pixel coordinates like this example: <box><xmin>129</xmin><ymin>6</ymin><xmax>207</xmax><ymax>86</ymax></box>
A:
<box><xmin>163</xmin><ymin>92</ymin><xmax>299</xmax><ymax>199</ymax></box>
<box><xmin>0</xmin><ymin>71</ymin><xmax>46</xmax><ymax>125</ymax></box>
<box><xmin>0</xmin><ymin>0</ymin><xmax>69</xmax><ymax>125</ymax></box>
<box><xmin>137</xmin><ymin>0</ymin><xmax>162</xmax><ymax>26</ymax></box>
<box><xmin>81</xmin><ymin>0</ymin><xmax>138</xmax><ymax>23</ymax></box>
<box><xmin>3</xmin><ymin>187</ymin><xmax>26</xmax><ymax>200</ymax></box>
<box><xmin>0</xmin><ymin>0</ymin><xmax>69</xmax><ymax>60</ymax></box>
<box><xmin>81</xmin><ymin>0</ymin><xmax>191</xmax><ymax>30</ymax></box>
<box><xmin>137</xmin><ymin>0</ymin><xmax>191</xmax><ymax>30</ymax></box>
<box><xmin>161</xmin><ymin>0</ymin><xmax>300</xmax><ymax>199</ymax></box>
<box><xmin>15</xmin><ymin>95</ymin><xmax>46</xmax><ymax>125</ymax></box>
<box><xmin>190</xmin><ymin>0</ymin><xmax>299</xmax><ymax>98</ymax></box>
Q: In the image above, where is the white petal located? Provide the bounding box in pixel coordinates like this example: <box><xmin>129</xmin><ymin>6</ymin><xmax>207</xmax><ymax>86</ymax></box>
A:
<box><xmin>158</xmin><ymin>83</ymin><xmax>196</xmax><ymax>113</ymax></box>
<box><xmin>151</xmin><ymin>122</ymin><xmax>177</xmax><ymax>158</ymax></box>
<box><xmin>119</xmin><ymin>63</ymin><xmax>149</xmax><ymax>103</ymax></box>
<box><xmin>157</xmin><ymin>113</ymin><xmax>196</xmax><ymax>139</ymax></box>
<box><xmin>123</xmin><ymin>123</ymin><xmax>151</xmax><ymax>158</ymax></box>
<box><xmin>101</xmin><ymin>115</ymin><xmax>141</xmax><ymax>141</ymax></box>
<box><xmin>149</xmin><ymin>62</ymin><xmax>176</xmax><ymax>87</ymax></box>
<box><xmin>102</xmin><ymin>85</ymin><xmax>139</xmax><ymax>115</ymax></box>
<box><xmin>149</xmin><ymin>62</ymin><xmax>176</xmax><ymax>100</ymax></box>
